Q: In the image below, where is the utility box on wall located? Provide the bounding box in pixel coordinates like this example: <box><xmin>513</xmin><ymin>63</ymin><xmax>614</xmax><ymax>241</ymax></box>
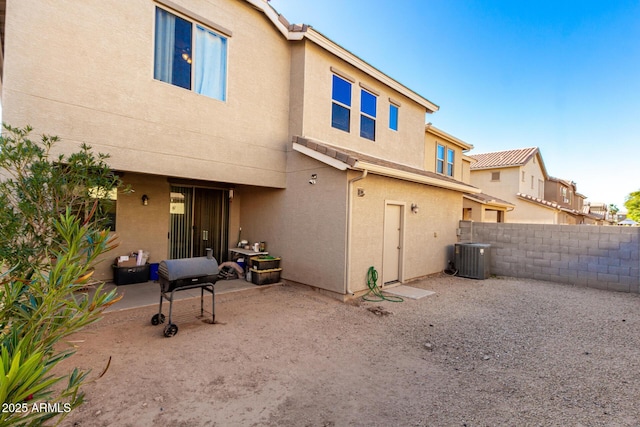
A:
<box><xmin>454</xmin><ymin>243</ymin><xmax>491</xmax><ymax>279</ymax></box>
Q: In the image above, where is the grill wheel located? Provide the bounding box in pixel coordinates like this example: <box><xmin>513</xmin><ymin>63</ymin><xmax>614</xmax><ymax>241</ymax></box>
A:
<box><xmin>151</xmin><ymin>313</ymin><xmax>165</xmax><ymax>325</ymax></box>
<box><xmin>163</xmin><ymin>323</ymin><xmax>178</xmax><ymax>337</ymax></box>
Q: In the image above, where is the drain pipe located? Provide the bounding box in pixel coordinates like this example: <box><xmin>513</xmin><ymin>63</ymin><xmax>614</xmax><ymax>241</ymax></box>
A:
<box><xmin>345</xmin><ymin>169</ymin><xmax>368</xmax><ymax>296</ymax></box>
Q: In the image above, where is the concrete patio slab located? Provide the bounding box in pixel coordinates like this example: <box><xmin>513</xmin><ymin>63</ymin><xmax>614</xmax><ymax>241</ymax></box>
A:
<box><xmin>382</xmin><ymin>285</ymin><xmax>436</xmax><ymax>300</ymax></box>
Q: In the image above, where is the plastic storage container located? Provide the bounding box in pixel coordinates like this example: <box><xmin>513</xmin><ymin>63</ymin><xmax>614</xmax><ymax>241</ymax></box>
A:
<box><xmin>112</xmin><ymin>264</ymin><xmax>150</xmax><ymax>285</ymax></box>
<box><xmin>250</xmin><ymin>267</ymin><xmax>282</xmax><ymax>285</ymax></box>
<box><xmin>149</xmin><ymin>263</ymin><xmax>160</xmax><ymax>281</ymax></box>
<box><xmin>250</xmin><ymin>256</ymin><xmax>281</xmax><ymax>270</ymax></box>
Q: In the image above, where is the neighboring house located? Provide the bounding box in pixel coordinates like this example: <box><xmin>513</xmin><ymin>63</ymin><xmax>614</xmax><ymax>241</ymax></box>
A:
<box><xmin>1</xmin><ymin>0</ymin><xmax>479</xmax><ymax>298</ymax></box>
<box><xmin>469</xmin><ymin>147</ymin><xmax>564</xmax><ymax>224</ymax></box>
<box><xmin>583</xmin><ymin>202</ymin><xmax>616</xmax><ymax>225</ymax></box>
<box><xmin>544</xmin><ymin>176</ymin><xmax>590</xmax><ymax>224</ymax></box>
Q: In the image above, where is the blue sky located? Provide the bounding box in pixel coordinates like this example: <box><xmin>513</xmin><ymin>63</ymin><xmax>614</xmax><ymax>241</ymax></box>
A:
<box><xmin>269</xmin><ymin>0</ymin><xmax>639</xmax><ymax>211</ymax></box>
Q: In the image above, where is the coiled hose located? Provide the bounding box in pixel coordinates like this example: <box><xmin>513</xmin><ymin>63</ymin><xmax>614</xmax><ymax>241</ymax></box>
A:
<box><xmin>362</xmin><ymin>266</ymin><xmax>404</xmax><ymax>303</ymax></box>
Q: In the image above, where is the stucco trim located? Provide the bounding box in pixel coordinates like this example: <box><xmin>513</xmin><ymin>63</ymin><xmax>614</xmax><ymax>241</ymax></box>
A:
<box><xmin>155</xmin><ymin>0</ymin><xmax>233</xmax><ymax>37</ymax></box>
<box><xmin>359</xmin><ymin>82</ymin><xmax>380</xmax><ymax>96</ymax></box>
<box><xmin>330</xmin><ymin>66</ymin><xmax>356</xmax><ymax>83</ymax></box>
<box><xmin>425</xmin><ymin>124</ymin><xmax>473</xmax><ymax>151</ymax></box>
<box><xmin>463</xmin><ymin>193</ymin><xmax>515</xmax><ymax>209</ymax></box>
<box><xmin>292</xmin><ymin>143</ymin><xmax>349</xmax><ymax>171</ymax></box>
<box><xmin>355</xmin><ymin>161</ymin><xmax>481</xmax><ymax>194</ymax></box>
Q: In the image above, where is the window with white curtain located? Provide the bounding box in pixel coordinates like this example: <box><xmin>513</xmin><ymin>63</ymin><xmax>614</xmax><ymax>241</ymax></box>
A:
<box><xmin>154</xmin><ymin>7</ymin><xmax>227</xmax><ymax>101</ymax></box>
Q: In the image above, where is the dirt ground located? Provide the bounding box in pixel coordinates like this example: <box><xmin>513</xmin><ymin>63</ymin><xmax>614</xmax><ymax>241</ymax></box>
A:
<box><xmin>55</xmin><ymin>275</ymin><xmax>640</xmax><ymax>426</ymax></box>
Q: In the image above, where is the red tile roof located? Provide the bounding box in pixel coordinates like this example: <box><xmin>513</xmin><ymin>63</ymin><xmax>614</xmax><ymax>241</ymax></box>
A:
<box><xmin>469</xmin><ymin>147</ymin><xmax>539</xmax><ymax>170</ymax></box>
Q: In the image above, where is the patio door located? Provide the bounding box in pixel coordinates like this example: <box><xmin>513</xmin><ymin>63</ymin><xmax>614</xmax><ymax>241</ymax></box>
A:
<box><xmin>169</xmin><ymin>185</ymin><xmax>229</xmax><ymax>261</ymax></box>
<box><xmin>382</xmin><ymin>203</ymin><xmax>403</xmax><ymax>284</ymax></box>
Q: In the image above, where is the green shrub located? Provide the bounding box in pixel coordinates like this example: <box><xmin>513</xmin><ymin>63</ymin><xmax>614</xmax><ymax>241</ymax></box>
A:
<box><xmin>0</xmin><ymin>124</ymin><xmax>125</xmax><ymax>426</ymax></box>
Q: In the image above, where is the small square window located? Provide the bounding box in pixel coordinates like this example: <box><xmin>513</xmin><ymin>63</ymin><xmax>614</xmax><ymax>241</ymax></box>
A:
<box><xmin>491</xmin><ymin>172</ymin><xmax>501</xmax><ymax>181</ymax></box>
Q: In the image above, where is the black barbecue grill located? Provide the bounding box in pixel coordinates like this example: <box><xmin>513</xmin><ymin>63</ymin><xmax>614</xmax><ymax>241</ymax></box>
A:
<box><xmin>151</xmin><ymin>253</ymin><xmax>219</xmax><ymax>337</ymax></box>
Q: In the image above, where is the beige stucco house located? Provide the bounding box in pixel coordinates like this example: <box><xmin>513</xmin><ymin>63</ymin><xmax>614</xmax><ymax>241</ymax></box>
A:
<box><xmin>1</xmin><ymin>0</ymin><xmax>479</xmax><ymax>298</ymax></box>
<box><xmin>468</xmin><ymin>147</ymin><xmax>567</xmax><ymax>224</ymax></box>
<box><xmin>424</xmin><ymin>125</ymin><xmax>514</xmax><ymax>222</ymax></box>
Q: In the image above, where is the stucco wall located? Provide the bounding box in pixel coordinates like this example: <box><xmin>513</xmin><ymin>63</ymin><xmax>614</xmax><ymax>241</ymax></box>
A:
<box><xmin>298</xmin><ymin>41</ymin><xmax>427</xmax><ymax>169</ymax></box>
<box><xmin>3</xmin><ymin>0</ymin><xmax>291</xmax><ymax>188</ymax></box>
<box><xmin>348</xmin><ymin>173</ymin><xmax>463</xmax><ymax>293</ymax></box>
<box><xmin>281</xmin><ymin>152</ymin><xmax>348</xmax><ymax>293</ymax></box>
<box><xmin>423</xmin><ymin>131</ymin><xmax>467</xmax><ymax>181</ymax></box>
<box><xmin>519</xmin><ymin>155</ymin><xmax>545</xmax><ymax>198</ymax></box>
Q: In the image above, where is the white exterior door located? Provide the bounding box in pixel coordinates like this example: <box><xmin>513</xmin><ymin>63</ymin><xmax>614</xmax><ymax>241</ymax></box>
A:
<box><xmin>383</xmin><ymin>203</ymin><xmax>403</xmax><ymax>284</ymax></box>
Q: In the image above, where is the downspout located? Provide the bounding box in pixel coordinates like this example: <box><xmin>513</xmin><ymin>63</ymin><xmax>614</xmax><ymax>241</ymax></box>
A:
<box><xmin>345</xmin><ymin>169</ymin><xmax>368</xmax><ymax>295</ymax></box>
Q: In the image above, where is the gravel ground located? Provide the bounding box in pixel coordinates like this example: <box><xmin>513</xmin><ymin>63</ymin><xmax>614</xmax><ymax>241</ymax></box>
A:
<box><xmin>56</xmin><ymin>275</ymin><xmax>640</xmax><ymax>426</ymax></box>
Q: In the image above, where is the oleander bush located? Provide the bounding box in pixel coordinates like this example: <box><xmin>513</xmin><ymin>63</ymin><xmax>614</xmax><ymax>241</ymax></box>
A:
<box><xmin>0</xmin><ymin>124</ymin><xmax>125</xmax><ymax>426</ymax></box>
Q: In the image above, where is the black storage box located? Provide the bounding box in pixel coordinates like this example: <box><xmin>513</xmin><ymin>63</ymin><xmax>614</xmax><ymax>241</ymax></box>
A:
<box><xmin>112</xmin><ymin>264</ymin><xmax>150</xmax><ymax>285</ymax></box>
<box><xmin>250</xmin><ymin>267</ymin><xmax>282</xmax><ymax>285</ymax></box>
<box><xmin>250</xmin><ymin>256</ymin><xmax>281</xmax><ymax>270</ymax></box>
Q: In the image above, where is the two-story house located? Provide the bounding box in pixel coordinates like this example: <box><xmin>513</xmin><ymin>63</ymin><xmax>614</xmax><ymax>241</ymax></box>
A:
<box><xmin>468</xmin><ymin>147</ymin><xmax>566</xmax><ymax>224</ymax></box>
<box><xmin>424</xmin><ymin>126</ymin><xmax>514</xmax><ymax>222</ymax></box>
<box><xmin>544</xmin><ymin>177</ymin><xmax>589</xmax><ymax>224</ymax></box>
<box><xmin>1</xmin><ymin>0</ymin><xmax>479</xmax><ymax>298</ymax></box>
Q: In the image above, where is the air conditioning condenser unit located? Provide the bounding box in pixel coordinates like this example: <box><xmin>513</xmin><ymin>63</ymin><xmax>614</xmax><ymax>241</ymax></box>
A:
<box><xmin>454</xmin><ymin>243</ymin><xmax>491</xmax><ymax>279</ymax></box>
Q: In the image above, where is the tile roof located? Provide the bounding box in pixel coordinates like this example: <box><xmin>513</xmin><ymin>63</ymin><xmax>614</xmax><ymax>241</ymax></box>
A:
<box><xmin>464</xmin><ymin>192</ymin><xmax>515</xmax><ymax>207</ymax></box>
<box><xmin>293</xmin><ymin>136</ymin><xmax>479</xmax><ymax>192</ymax></box>
<box><xmin>516</xmin><ymin>193</ymin><xmax>561</xmax><ymax>210</ymax></box>
<box><xmin>469</xmin><ymin>147</ymin><xmax>539</xmax><ymax>170</ymax></box>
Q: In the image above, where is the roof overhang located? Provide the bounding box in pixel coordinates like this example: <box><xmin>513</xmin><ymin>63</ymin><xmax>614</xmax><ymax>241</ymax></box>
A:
<box><xmin>245</xmin><ymin>0</ymin><xmax>439</xmax><ymax>113</ymax></box>
<box><xmin>425</xmin><ymin>124</ymin><xmax>473</xmax><ymax>151</ymax></box>
<box><xmin>463</xmin><ymin>193</ymin><xmax>515</xmax><ymax>209</ymax></box>
<box><xmin>352</xmin><ymin>160</ymin><xmax>480</xmax><ymax>193</ymax></box>
<box><xmin>292</xmin><ymin>137</ymin><xmax>480</xmax><ymax>194</ymax></box>
<box><xmin>292</xmin><ymin>142</ymin><xmax>350</xmax><ymax>171</ymax></box>
<box><xmin>516</xmin><ymin>193</ymin><xmax>561</xmax><ymax>211</ymax></box>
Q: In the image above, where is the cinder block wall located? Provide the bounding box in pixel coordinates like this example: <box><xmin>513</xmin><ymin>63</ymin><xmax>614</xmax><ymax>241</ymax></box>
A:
<box><xmin>458</xmin><ymin>221</ymin><xmax>640</xmax><ymax>293</ymax></box>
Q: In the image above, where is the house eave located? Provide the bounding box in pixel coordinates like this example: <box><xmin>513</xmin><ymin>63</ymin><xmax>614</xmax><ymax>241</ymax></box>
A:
<box><xmin>425</xmin><ymin>124</ymin><xmax>473</xmax><ymax>151</ymax></box>
<box><xmin>292</xmin><ymin>143</ymin><xmax>349</xmax><ymax>171</ymax></box>
<box><xmin>463</xmin><ymin>194</ymin><xmax>515</xmax><ymax>209</ymax></box>
<box><xmin>246</xmin><ymin>0</ymin><xmax>439</xmax><ymax>113</ymax></box>
<box><xmin>354</xmin><ymin>161</ymin><xmax>481</xmax><ymax>194</ymax></box>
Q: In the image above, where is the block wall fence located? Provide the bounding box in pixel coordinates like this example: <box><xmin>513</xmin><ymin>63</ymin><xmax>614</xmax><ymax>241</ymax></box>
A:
<box><xmin>458</xmin><ymin>221</ymin><xmax>640</xmax><ymax>293</ymax></box>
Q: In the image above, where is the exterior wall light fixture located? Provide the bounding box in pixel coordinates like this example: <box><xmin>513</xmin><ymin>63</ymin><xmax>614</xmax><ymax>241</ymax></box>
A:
<box><xmin>309</xmin><ymin>174</ymin><xmax>317</xmax><ymax>185</ymax></box>
<box><xmin>142</xmin><ymin>194</ymin><xmax>149</xmax><ymax>206</ymax></box>
<box><xmin>411</xmin><ymin>203</ymin><xmax>419</xmax><ymax>214</ymax></box>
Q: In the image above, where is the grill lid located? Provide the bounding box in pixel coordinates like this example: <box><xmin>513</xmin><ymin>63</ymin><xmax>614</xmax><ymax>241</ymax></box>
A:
<box><xmin>159</xmin><ymin>257</ymin><xmax>219</xmax><ymax>282</ymax></box>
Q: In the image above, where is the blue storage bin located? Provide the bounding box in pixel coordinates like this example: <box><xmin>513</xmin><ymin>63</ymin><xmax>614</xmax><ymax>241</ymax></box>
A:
<box><xmin>149</xmin><ymin>263</ymin><xmax>159</xmax><ymax>281</ymax></box>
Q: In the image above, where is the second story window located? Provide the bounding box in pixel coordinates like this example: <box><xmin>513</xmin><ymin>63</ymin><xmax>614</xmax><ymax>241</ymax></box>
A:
<box><xmin>154</xmin><ymin>7</ymin><xmax>227</xmax><ymax>101</ymax></box>
<box><xmin>436</xmin><ymin>145</ymin><xmax>455</xmax><ymax>177</ymax></box>
<box><xmin>331</xmin><ymin>75</ymin><xmax>352</xmax><ymax>132</ymax></box>
<box><xmin>360</xmin><ymin>89</ymin><xmax>377</xmax><ymax>141</ymax></box>
<box><xmin>447</xmin><ymin>148</ymin><xmax>454</xmax><ymax>177</ymax></box>
<box><xmin>436</xmin><ymin>144</ymin><xmax>445</xmax><ymax>174</ymax></box>
<box><xmin>389</xmin><ymin>104</ymin><xmax>399</xmax><ymax>131</ymax></box>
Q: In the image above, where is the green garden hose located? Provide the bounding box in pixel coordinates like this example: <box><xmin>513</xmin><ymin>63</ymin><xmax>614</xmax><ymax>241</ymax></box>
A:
<box><xmin>362</xmin><ymin>266</ymin><xmax>404</xmax><ymax>303</ymax></box>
